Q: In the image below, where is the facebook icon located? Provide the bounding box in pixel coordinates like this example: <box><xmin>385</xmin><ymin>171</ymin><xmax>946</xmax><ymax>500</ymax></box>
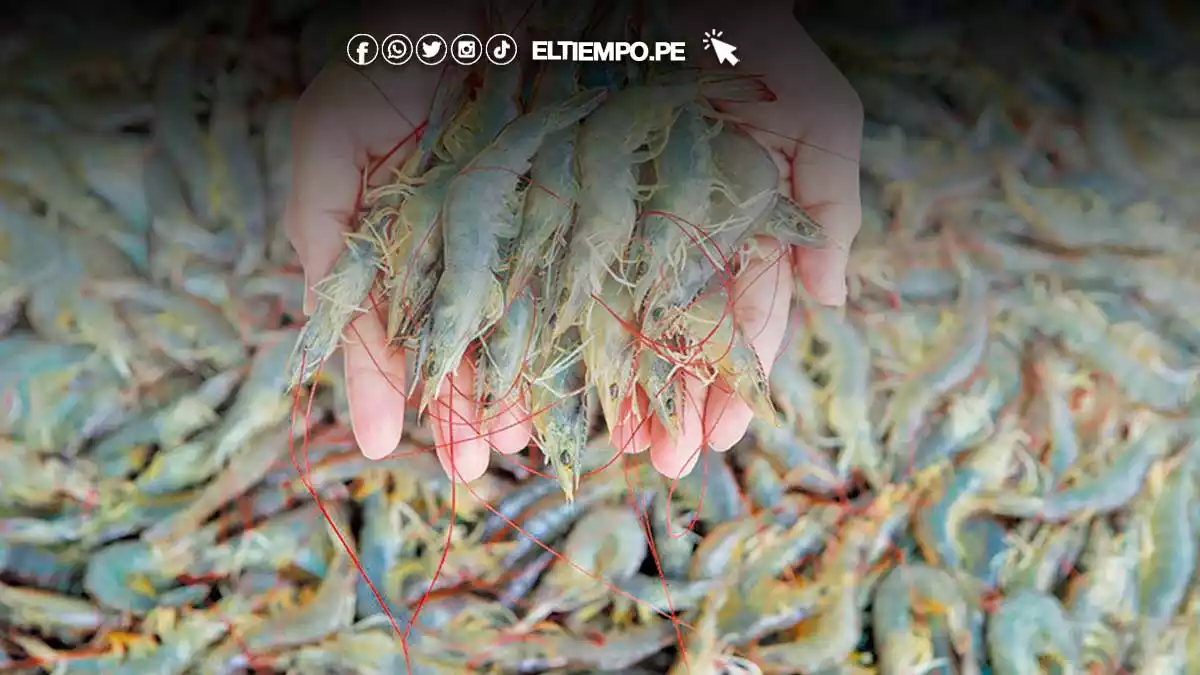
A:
<box><xmin>346</xmin><ymin>34</ymin><xmax>379</xmax><ymax>66</ymax></box>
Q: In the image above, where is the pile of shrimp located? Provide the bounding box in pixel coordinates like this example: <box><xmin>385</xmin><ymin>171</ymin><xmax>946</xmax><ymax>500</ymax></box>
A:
<box><xmin>3</xmin><ymin>0</ymin><xmax>1200</xmax><ymax>673</ymax></box>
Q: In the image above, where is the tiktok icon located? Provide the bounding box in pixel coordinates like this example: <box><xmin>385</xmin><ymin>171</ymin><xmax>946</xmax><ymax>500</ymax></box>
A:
<box><xmin>486</xmin><ymin>33</ymin><xmax>518</xmax><ymax>65</ymax></box>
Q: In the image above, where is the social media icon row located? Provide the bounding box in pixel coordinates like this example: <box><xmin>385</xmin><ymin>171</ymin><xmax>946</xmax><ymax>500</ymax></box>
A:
<box><xmin>347</xmin><ymin>33</ymin><xmax>517</xmax><ymax>67</ymax></box>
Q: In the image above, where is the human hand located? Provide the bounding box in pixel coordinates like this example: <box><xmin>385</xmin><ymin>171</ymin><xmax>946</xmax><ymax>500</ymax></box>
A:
<box><xmin>285</xmin><ymin>0</ymin><xmax>861</xmax><ymax>485</ymax></box>
<box><xmin>283</xmin><ymin>5</ymin><xmax>534</xmax><ymax>482</ymax></box>
<box><xmin>610</xmin><ymin>0</ymin><xmax>864</xmax><ymax>478</ymax></box>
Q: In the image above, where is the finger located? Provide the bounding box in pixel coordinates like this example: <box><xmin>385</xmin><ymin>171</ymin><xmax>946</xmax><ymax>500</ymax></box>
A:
<box><xmin>792</xmin><ymin>144</ymin><xmax>862</xmax><ymax>306</ymax></box>
<box><xmin>344</xmin><ymin>307</ymin><xmax>407</xmax><ymax>460</ymax></box>
<box><xmin>683</xmin><ymin>5</ymin><xmax>864</xmax><ymax>307</ymax></box>
<box><xmin>484</xmin><ymin>391</ymin><xmax>533</xmax><ymax>455</ymax></box>
<box><xmin>430</xmin><ymin>359</ymin><xmax>490</xmax><ymax>483</ymax></box>
<box><xmin>613</xmin><ymin>390</ymin><xmax>652</xmax><ymax>455</ymax></box>
<box><xmin>283</xmin><ymin>64</ymin><xmax>436</xmax><ymax>312</ymax></box>
<box><xmin>705</xmin><ymin>237</ymin><xmax>794</xmax><ymax>451</ymax></box>
<box><xmin>650</xmin><ymin>372</ymin><xmax>708</xmax><ymax>479</ymax></box>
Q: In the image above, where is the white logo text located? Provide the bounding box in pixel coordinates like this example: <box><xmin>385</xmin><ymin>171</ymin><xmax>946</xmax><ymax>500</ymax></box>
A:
<box><xmin>531</xmin><ymin>40</ymin><xmax>686</xmax><ymax>62</ymax></box>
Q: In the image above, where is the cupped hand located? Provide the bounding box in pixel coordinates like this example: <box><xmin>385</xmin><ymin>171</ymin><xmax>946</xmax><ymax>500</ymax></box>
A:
<box><xmin>283</xmin><ymin>6</ymin><xmax>534</xmax><ymax>483</ymax></box>
<box><xmin>611</xmin><ymin>0</ymin><xmax>864</xmax><ymax>479</ymax></box>
<box><xmin>285</xmin><ymin>0</ymin><xmax>862</xmax><ymax>485</ymax></box>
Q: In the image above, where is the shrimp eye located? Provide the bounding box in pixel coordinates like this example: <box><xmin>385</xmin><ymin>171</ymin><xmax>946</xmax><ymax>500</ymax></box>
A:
<box><xmin>559</xmin><ymin>450</ymin><xmax>573</xmax><ymax>467</ymax></box>
<box><xmin>651</xmin><ymin>307</ymin><xmax>664</xmax><ymax>322</ymax></box>
<box><xmin>608</xmin><ymin>383</ymin><xmax>619</xmax><ymax>398</ymax></box>
<box><xmin>664</xmin><ymin>397</ymin><xmax>675</xmax><ymax>413</ymax></box>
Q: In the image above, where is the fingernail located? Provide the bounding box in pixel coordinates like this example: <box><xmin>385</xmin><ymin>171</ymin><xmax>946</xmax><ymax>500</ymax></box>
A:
<box><xmin>709</xmin><ymin>438</ymin><xmax>735</xmax><ymax>452</ymax></box>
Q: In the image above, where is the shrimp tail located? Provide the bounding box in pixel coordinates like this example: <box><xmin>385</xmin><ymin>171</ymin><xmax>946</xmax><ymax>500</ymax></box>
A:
<box><xmin>757</xmin><ymin>194</ymin><xmax>831</xmax><ymax>248</ymax></box>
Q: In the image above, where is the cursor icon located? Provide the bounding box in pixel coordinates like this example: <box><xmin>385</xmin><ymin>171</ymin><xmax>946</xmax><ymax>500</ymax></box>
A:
<box><xmin>703</xmin><ymin>29</ymin><xmax>739</xmax><ymax>66</ymax></box>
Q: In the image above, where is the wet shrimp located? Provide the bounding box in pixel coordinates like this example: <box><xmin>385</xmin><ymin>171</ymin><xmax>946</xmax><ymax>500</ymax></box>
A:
<box><xmin>506</xmin><ymin>61</ymin><xmax>585</xmax><ymax>299</ymax></box>
<box><xmin>286</xmin><ymin>230</ymin><xmax>384</xmax><ymax>390</ymax></box>
<box><xmin>582</xmin><ymin>272</ymin><xmax>639</xmax><ymax>436</ymax></box>
<box><xmin>674</xmin><ymin>287</ymin><xmax>777</xmax><ymax>424</ymax></box>
<box><xmin>419</xmin><ymin>88</ymin><xmax>606</xmax><ymax>412</ymax></box>
<box><xmin>477</xmin><ymin>286</ymin><xmax>536</xmax><ymax>428</ymax></box>
<box><xmin>528</xmin><ymin>327</ymin><xmax>594</xmax><ymax>501</ymax></box>
<box><xmin>633</xmin><ymin>102</ymin><xmax>720</xmax><ymax>311</ymax></box>
<box><xmin>554</xmin><ymin>74</ymin><xmax>768</xmax><ymax>335</ymax></box>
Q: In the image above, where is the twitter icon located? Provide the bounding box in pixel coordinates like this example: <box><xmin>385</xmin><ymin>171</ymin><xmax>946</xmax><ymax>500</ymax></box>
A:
<box><xmin>416</xmin><ymin>34</ymin><xmax>447</xmax><ymax>66</ymax></box>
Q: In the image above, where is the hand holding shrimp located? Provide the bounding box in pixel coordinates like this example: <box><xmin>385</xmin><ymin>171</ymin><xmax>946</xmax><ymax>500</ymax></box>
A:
<box><xmin>614</xmin><ymin>0</ymin><xmax>864</xmax><ymax>477</ymax></box>
<box><xmin>282</xmin><ymin>0</ymin><xmax>864</xmax><ymax>486</ymax></box>
<box><xmin>282</xmin><ymin>1</ymin><xmax>536</xmax><ymax>481</ymax></box>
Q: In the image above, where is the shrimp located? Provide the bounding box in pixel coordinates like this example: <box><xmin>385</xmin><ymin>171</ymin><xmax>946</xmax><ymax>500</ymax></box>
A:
<box><xmin>668</xmin><ymin>583</ymin><xmax>756</xmax><ymax>675</ymax></box>
<box><xmin>998</xmin><ymin>520</ymin><xmax>1089</xmax><ymax>594</ymax></box>
<box><xmin>554</xmin><ymin>74</ymin><xmax>768</xmax><ymax>335</ymax></box>
<box><xmin>121</xmin><ymin>596</ymin><xmax>255</xmax><ymax>675</ymax></box>
<box><xmin>193</xmin><ymin>502</ymin><xmax>343</xmax><ymax>581</ymax></box>
<box><xmin>981</xmin><ymin>424</ymin><xmax>1175</xmax><ymax>521</ymax></box>
<box><xmin>810</xmin><ymin>307</ymin><xmax>886</xmax><ymax>489</ymax></box>
<box><xmin>1030</xmin><ymin>344</ymin><xmax>1084</xmax><ymax>487</ymax></box>
<box><xmin>987</xmin><ymin>590</ymin><xmax>1080</xmax><ymax>675</ymax></box>
<box><xmin>872</xmin><ymin>565</ymin><xmax>977</xmax><ymax>675</ymax></box>
<box><xmin>143</xmin><ymin>148</ymin><xmax>235</xmax><ymax>283</ymax></box>
<box><xmin>152</xmin><ymin>48</ymin><xmax>214</xmax><ymax>223</ymax></box>
<box><xmin>768</xmin><ymin>322</ymin><xmax>824</xmax><ymax>434</ymax></box>
<box><xmin>412</xmin><ymin>70</ymin><xmax>470</xmax><ymax>174</ymax></box>
<box><xmin>1000</xmin><ymin>164</ymin><xmax>1180</xmax><ymax>253</ymax></box>
<box><xmin>516</xmin><ymin>505</ymin><xmax>648</xmax><ymax>629</ymax></box>
<box><xmin>633</xmin><ymin>102</ymin><xmax>719</xmax><ymax>310</ymax></box>
<box><xmin>83</xmin><ymin>533</ymin><xmax>207</xmax><ymax>614</ymax></box>
<box><xmin>1131</xmin><ymin>626</ymin><xmax>1189</xmax><ymax>675</ymax></box>
<box><xmin>437</xmin><ymin>64</ymin><xmax>522</xmax><ymax>165</ymax></box>
<box><xmin>881</xmin><ymin>256</ymin><xmax>990</xmax><ymax>470</ymax></box>
<box><xmin>1026</xmin><ymin>287</ymin><xmax>1198</xmax><ymax>412</ymax></box>
<box><xmin>477</xmin><ymin>286</ymin><xmax>536</xmax><ymax>417</ymax></box>
<box><xmin>910</xmin><ymin>339</ymin><xmax>1023</xmax><ymax>473</ymax></box>
<box><xmin>419</xmin><ymin>88</ymin><xmax>607</xmax><ymax>411</ymax></box>
<box><xmin>199</xmin><ymin>513</ymin><xmax>357</xmax><ymax>674</ymax></box>
<box><xmin>637</xmin><ymin>347</ymin><xmax>685</xmax><ymax>439</ymax></box>
<box><xmin>675</xmin><ymin>449</ymin><xmax>750</xmax><ymax>523</ymax></box>
<box><xmin>381</xmin><ymin>162</ymin><xmax>457</xmax><ymax>347</ymax></box>
<box><xmin>210</xmin><ymin>66</ymin><xmax>268</xmax><ymax>275</ymax></box>
<box><xmin>1065</xmin><ymin>520</ymin><xmax>1141</xmax><ymax>671</ymax></box>
<box><xmin>0</xmin><ymin>581</ymin><xmax>114</xmax><ymax>640</ymax></box>
<box><xmin>261</xmin><ymin>99</ymin><xmax>295</xmax><ymax>257</ymax></box>
<box><xmin>753</xmin><ymin>570</ymin><xmax>866</xmax><ymax>673</ymax></box>
<box><xmin>203</xmin><ymin>336</ymin><xmax>295</xmax><ymax>466</ymax></box>
<box><xmin>674</xmin><ymin>286</ymin><xmax>777</xmax><ymax>423</ymax></box>
<box><xmin>913</xmin><ymin>424</ymin><xmax>1022</xmax><ymax>570</ymax></box>
<box><xmin>1136</xmin><ymin>447</ymin><xmax>1197</xmax><ymax>629</ymax></box>
<box><xmin>140</xmin><ymin>426</ymin><xmax>297</xmax><ymax>542</ymax></box>
<box><xmin>663</xmin><ymin>126</ymin><xmax>818</xmax><ymax>315</ymax></box>
<box><xmin>58</xmin><ymin>130</ymin><xmax>152</xmax><ymax>235</ymax></box>
<box><xmin>737</xmin><ymin>504</ymin><xmax>843</xmax><ymax>590</ymax></box>
<box><xmin>93</xmin><ymin>279</ymin><xmax>246</xmax><ymax>370</ymax></box>
<box><xmin>506</xmin><ymin>61</ymin><xmax>583</xmax><ymax>299</ymax></box>
<box><xmin>528</xmin><ymin>327</ymin><xmax>593</xmax><ymax>501</ymax></box>
<box><xmin>582</xmin><ymin>273</ymin><xmax>638</xmax><ymax>434</ymax></box>
<box><xmin>0</xmin><ymin>440</ymin><xmax>101</xmax><ymax>508</ymax></box>
<box><xmin>286</xmin><ymin>230</ymin><xmax>383</xmax><ymax>389</ymax></box>
<box><xmin>736</xmin><ymin>449</ymin><xmax>790</xmax><ymax>514</ymax></box>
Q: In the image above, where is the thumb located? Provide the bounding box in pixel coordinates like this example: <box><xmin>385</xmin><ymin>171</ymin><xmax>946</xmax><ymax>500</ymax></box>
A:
<box><xmin>283</xmin><ymin>63</ymin><xmax>433</xmax><ymax>314</ymax></box>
